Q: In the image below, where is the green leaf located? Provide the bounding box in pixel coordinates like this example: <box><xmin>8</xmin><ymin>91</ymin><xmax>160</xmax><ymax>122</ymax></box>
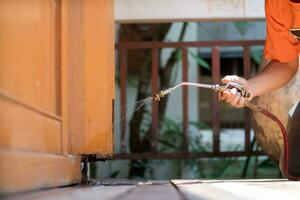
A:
<box><xmin>175</xmin><ymin>50</ymin><xmax>182</xmax><ymax>62</ymax></box>
<box><xmin>234</xmin><ymin>22</ymin><xmax>250</xmax><ymax>36</ymax></box>
<box><xmin>258</xmin><ymin>157</ymin><xmax>276</xmax><ymax>168</ymax></box>
<box><xmin>188</xmin><ymin>50</ymin><xmax>211</xmax><ymax>71</ymax></box>
<box><xmin>251</xmin><ymin>49</ymin><xmax>263</xmax><ymax>65</ymax></box>
<box><xmin>110</xmin><ymin>171</ymin><xmax>119</xmax><ymax>178</ymax></box>
<box><xmin>159</xmin><ymin>139</ymin><xmax>181</xmax><ymax>151</ymax></box>
<box><xmin>189</xmin><ymin>121</ymin><xmax>210</xmax><ymax>129</ymax></box>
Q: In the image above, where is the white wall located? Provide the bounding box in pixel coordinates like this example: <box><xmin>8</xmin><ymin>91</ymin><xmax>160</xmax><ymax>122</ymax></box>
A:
<box><xmin>115</xmin><ymin>0</ymin><xmax>265</xmax><ymax>23</ymax></box>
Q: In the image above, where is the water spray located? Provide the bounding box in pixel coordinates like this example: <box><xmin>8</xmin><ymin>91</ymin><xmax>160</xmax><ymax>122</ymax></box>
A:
<box><xmin>153</xmin><ymin>81</ymin><xmax>299</xmax><ymax>181</ymax></box>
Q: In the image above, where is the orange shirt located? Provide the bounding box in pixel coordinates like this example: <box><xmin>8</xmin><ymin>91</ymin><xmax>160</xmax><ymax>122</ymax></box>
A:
<box><xmin>264</xmin><ymin>0</ymin><xmax>300</xmax><ymax>63</ymax></box>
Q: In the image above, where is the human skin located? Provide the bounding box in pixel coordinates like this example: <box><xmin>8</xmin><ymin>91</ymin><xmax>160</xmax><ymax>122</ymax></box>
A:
<box><xmin>219</xmin><ymin>57</ymin><xmax>299</xmax><ymax>108</ymax></box>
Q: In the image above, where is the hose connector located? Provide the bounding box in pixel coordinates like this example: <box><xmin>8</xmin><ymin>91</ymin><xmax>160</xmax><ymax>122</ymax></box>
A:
<box><xmin>245</xmin><ymin>100</ymin><xmax>263</xmax><ymax>112</ymax></box>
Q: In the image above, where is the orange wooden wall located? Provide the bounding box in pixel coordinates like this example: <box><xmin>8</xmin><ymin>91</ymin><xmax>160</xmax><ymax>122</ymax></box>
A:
<box><xmin>0</xmin><ymin>0</ymin><xmax>114</xmax><ymax>193</ymax></box>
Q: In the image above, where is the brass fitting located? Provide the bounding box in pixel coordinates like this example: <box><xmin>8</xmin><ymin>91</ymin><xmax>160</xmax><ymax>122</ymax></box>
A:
<box><xmin>153</xmin><ymin>91</ymin><xmax>163</xmax><ymax>102</ymax></box>
<box><xmin>153</xmin><ymin>88</ymin><xmax>172</xmax><ymax>102</ymax></box>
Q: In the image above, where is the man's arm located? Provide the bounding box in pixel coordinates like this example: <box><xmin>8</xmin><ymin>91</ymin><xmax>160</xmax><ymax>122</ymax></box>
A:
<box><xmin>220</xmin><ymin>57</ymin><xmax>298</xmax><ymax>108</ymax></box>
<box><xmin>248</xmin><ymin>58</ymin><xmax>298</xmax><ymax>97</ymax></box>
<box><xmin>220</xmin><ymin>0</ymin><xmax>300</xmax><ymax>107</ymax></box>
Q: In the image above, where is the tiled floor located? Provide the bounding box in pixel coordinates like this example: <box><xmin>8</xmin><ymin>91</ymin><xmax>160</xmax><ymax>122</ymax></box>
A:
<box><xmin>4</xmin><ymin>179</ymin><xmax>300</xmax><ymax>200</ymax></box>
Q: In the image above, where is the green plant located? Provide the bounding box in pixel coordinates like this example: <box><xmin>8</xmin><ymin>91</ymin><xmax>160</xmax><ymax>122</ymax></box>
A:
<box><xmin>234</xmin><ymin>22</ymin><xmax>251</xmax><ymax>37</ymax></box>
<box><xmin>157</xmin><ymin>118</ymin><xmax>245</xmax><ymax>179</ymax></box>
<box><xmin>159</xmin><ymin>117</ymin><xmax>183</xmax><ymax>152</ymax></box>
<box><xmin>251</xmin><ymin>49</ymin><xmax>263</xmax><ymax>65</ymax></box>
<box><xmin>175</xmin><ymin>49</ymin><xmax>211</xmax><ymax>71</ymax></box>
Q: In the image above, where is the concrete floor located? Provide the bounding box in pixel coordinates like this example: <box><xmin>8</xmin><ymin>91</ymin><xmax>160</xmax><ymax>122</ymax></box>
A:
<box><xmin>4</xmin><ymin>179</ymin><xmax>300</xmax><ymax>200</ymax></box>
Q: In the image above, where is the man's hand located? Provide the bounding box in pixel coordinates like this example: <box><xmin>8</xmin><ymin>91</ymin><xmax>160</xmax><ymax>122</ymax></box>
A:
<box><xmin>219</xmin><ymin>75</ymin><xmax>253</xmax><ymax>108</ymax></box>
<box><xmin>219</xmin><ymin>58</ymin><xmax>298</xmax><ymax>108</ymax></box>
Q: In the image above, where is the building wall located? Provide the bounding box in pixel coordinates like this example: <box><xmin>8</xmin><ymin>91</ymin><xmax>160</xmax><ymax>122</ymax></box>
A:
<box><xmin>115</xmin><ymin>0</ymin><xmax>265</xmax><ymax>23</ymax></box>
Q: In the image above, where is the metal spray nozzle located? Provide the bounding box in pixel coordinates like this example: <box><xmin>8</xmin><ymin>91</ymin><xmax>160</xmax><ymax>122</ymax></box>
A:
<box><xmin>153</xmin><ymin>88</ymin><xmax>172</xmax><ymax>102</ymax></box>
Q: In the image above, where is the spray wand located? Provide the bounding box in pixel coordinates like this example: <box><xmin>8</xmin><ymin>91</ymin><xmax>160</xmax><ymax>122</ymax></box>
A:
<box><xmin>153</xmin><ymin>82</ymin><xmax>299</xmax><ymax>181</ymax></box>
<box><xmin>154</xmin><ymin>82</ymin><xmax>261</xmax><ymax>112</ymax></box>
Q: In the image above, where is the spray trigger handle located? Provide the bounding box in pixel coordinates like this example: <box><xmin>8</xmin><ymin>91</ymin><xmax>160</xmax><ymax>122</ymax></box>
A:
<box><xmin>225</xmin><ymin>82</ymin><xmax>251</xmax><ymax>99</ymax></box>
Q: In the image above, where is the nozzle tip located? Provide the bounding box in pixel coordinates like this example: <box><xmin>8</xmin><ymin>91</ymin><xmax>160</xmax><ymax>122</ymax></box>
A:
<box><xmin>153</xmin><ymin>92</ymin><xmax>161</xmax><ymax>102</ymax></box>
<box><xmin>153</xmin><ymin>89</ymin><xmax>171</xmax><ymax>102</ymax></box>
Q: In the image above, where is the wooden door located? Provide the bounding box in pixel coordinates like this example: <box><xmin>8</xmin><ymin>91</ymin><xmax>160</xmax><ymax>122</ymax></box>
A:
<box><xmin>0</xmin><ymin>0</ymin><xmax>114</xmax><ymax>193</ymax></box>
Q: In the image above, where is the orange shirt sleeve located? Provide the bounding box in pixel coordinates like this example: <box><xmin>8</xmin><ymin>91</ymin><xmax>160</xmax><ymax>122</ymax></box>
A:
<box><xmin>264</xmin><ymin>0</ymin><xmax>300</xmax><ymax>63</ymax></box>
